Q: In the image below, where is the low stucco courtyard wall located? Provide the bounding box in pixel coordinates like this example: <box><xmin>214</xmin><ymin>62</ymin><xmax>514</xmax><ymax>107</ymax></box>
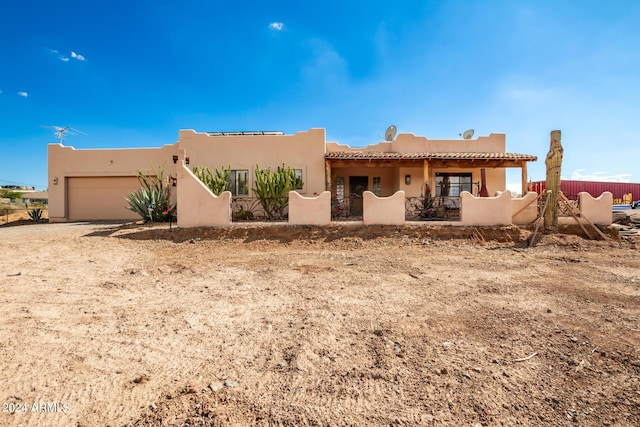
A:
<box><xmin>577</xmin><ymin>192</ymin><xmax>612</xmax><ymax>225</ymax></box>
<box><xmin>288</xmin><ymin>191</ymin><xmax>331</xmax><ymax>225</ymax></box>
<box><xmin>363</xmin><ymin>191</ymin><xmax>405</xmax><ymax>225</ymax></box>
<box><xmin>176</xmin><ymin>160</ymin><xmax>231</xmax><ymax>228</ymax></box>
<box><xmin>460</xmin><ymin>191</ymin><xmax>512</xmax><ymax>226</ymax></box>
<box><xmin>512</xmin><ymin>192</ymin><xmax>539</xmax><ymax>225</ymax></box>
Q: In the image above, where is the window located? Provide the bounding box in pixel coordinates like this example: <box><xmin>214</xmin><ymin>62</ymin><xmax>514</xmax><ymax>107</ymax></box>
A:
<box><xmin>227</xmin><ymin>170</ymin><xmax>249</xmax><ymax>196</ymax></box>
<box><xmin>336</xmin><ymin>177</ymin><xmax>345</xmax><ymax>201</ymax></box>
<box><xmin>294</xmin><ymin>169</ymin><xmax>304</xmax><ymax>190</ymax></box>
<box><xmin>373</xmin><ymin>177</ymin><xmax>381</xmax><ymax>196</ymax></box>
<box><xmin>435</xmin><ymin>173</ymin><xmax>472</xmax><ymax>197</ymax></box>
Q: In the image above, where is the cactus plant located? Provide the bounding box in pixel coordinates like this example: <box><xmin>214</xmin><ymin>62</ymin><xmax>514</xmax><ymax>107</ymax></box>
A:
<box><xmin>253</xmin><ymin>164</ymin><xmax>303</xmax><ymax>220</ymax></box>
<box><xmin>192</xmin><ymin>165</ymin><xmax>231</xmax><ymax>196</ymax></box>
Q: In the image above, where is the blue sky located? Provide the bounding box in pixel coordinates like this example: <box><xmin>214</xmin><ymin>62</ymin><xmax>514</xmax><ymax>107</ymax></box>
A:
<box><xmin>1</xmin><ymin>0</ymin><xmax>639</xmax><ymax>191</ymax></box>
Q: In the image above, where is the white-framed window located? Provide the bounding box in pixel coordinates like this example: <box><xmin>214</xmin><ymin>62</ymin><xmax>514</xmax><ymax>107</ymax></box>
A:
<box><xmin>373</xmin><ymin>177</ymin><xmax>381</xmax><ymax>196</ymax></box>
<box><xmin>227</xmin><ymin>170</ymin><xmax>249</xmax><ymax>196</ymax></box>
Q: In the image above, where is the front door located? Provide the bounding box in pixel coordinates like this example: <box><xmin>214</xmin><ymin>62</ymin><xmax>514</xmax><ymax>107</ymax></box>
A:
<box><xmin>349</xmin><ymin>176</ymin><xmax>368</xmax><ymax>216</ymax></box>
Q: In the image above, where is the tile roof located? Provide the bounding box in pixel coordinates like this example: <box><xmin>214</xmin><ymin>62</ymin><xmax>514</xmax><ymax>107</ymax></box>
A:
<box><xmin>325</xmin><ymin>151</ymin><xmax>537</xmax><ymax>161</ymax></box>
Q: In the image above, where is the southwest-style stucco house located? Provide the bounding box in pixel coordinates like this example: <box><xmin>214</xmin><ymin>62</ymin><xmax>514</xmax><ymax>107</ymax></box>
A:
<box><xmin>48</xmin><ymin>128</ymin><xmax>537</xmax><ymax>223</ymax></box>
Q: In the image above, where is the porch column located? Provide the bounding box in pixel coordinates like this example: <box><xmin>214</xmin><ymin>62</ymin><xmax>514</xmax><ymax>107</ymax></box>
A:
<box><xmin>423</xmin><ymin>160</ymin><xmax>430</xmax><ymax>193</ymax></box>
<box><xmin>521</xmin><ymin>161</ymin><xmax>528</xmax><ymax>195</ymax></box>
<box><xmin>325</xmin><ymin>159</ymin><xmax>332</xmax><ymax>192</ymax></box>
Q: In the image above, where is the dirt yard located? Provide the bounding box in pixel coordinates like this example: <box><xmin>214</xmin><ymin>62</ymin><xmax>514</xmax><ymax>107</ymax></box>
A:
<box><xmin>0</xmin><ymin>219</ymin><xmax>639</xmax><ymax>427</ymax></box>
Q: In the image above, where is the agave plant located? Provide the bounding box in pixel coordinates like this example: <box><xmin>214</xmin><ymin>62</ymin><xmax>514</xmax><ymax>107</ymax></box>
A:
<box><xmin>28</xmin><ymin>208</ymin><xmax>43</xmax><ymax>221</ymax></box>
<box><xmin>125</xmin><ymin>164</ymin><xmax>175</xmax><ymax>222</ymax></box>
<box><xmin>253</xmin><ymin>164</ymin><xmax>303</xmax><ymax>220</ymax></box>
<box><xmin>192</xmin><ymin>165</ymin><xmax>231</xmax><ymax>195</ymax></box>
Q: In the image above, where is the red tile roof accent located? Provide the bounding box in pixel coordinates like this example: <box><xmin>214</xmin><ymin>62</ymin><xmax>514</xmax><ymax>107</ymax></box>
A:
<box><xmin>324</xmin><ymin>151</ymin><xmax>537</xmax><ymax>161</ymax></box>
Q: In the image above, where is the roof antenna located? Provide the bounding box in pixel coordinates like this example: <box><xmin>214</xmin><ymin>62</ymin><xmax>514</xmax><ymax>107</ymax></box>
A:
<box><xmin>40</xmin><ymin>125</ymin><xmax>87</xmax><ymax>144</ymax></box>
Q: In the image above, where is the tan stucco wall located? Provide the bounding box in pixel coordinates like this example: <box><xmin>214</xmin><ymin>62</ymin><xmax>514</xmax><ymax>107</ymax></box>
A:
<box><xmin>512</xmin><ymin>192</ymin><xmax>539</xmax><ymax>225</ymax></box>
<box><xmin>460</xmin><ymin>190</ymin><xmax>512</xmax><ymax>226</ymax></box>
<box><xmin>178</xmin><ymin>128</ymin><xmax>326</xmax><ymax>196</ymax></box>
<box><xmin>288</xmin><ymin>191</ymin><xmax>331</xmax><ymax>225</ymax></box>
<box><xmin>578</xmin><ymin>191</ymin><xmax>613</xmax><ymax>225</ymax></box>
<box><xmin>48</xmin><ymin>143</ymin><xmax>177</xmax><ymax>222</ymax></box>
<box><xmin>176</xmin><ymin>160</ymin><xmax>231</xmax><ymax>227</ymax></box>
<box><xmin>363</xmin><ymin>191</ymin><xmax>405</xmax><ymax>225</ymax></box>
<box><xmin>326</xmin><ymin>133</ymin><xmax>506</xmax><ymax>154</ymax></box>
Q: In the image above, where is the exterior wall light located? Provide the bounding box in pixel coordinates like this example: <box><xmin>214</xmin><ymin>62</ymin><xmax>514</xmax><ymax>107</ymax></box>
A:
<box><xmin>170</xmin><ymin>177</ymin><xmax>177</xmax><ymax>187</ymax></box>
<box><xmin>52</xmin><ymin>177</ymin><xmax>59</xmax><ymax>185</ymax></box>
<box><xmin>172</xmin><ymin>155</ymin><xmax>178</xmax><ymax>164</ymax></box>
<box><xmin>405</xmin><ymin>175</ymin><xmax>411</xmax><ymax>185</ymax></box>
<box><xmin>185</xmin><ymin>157</ymin><xmax>190</xmax><ymax>165</ymax></box>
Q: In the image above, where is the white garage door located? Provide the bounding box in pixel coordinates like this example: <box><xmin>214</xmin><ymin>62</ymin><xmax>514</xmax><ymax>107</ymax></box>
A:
<box><xmin>67</xmin><ymin>177</ymin><xmax>143</xmax><ymax>221</ymax></box>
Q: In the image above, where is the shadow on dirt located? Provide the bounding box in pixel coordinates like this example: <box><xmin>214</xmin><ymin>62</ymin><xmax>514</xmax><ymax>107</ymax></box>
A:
<box><xmin>93</xmin><ymin>222</ymin><xmax>534</xmax><ymax>246</ymax></box>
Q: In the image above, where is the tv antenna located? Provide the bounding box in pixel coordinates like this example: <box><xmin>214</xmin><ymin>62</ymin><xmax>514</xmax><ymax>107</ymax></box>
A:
<box><xmin>40</xmin><ymin>125</ymin><xmax>87</xmax><ymax>144</ymax></box>
<box><xmin>460</xmin><ymin>129</ymin><xmax>474</xmax><ymax>139</ymax></box>
<box><xmin>384</xmin><ymin>125</ymin><xmax>397</xmax><ymax>142</ymax></box>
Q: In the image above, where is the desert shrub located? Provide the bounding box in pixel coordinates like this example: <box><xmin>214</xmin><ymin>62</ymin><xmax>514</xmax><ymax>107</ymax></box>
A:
<box><xmin>28</xmin><ymin>208</ymin><xmax>43</xmax><ymax>221</ymax></box>
<box><xmin>253</xmin><ymin>164</ymin><xmax>303</xmax><ymax>220</ymax></box>
<box><xmin>192</xmin><ymin>165</ymin><xmax>231</xmax><ymax>196</ymax></box>
<box><xmin>125</xmin><ymin>165</ymin><xmax>175</xmax><ymax>223</ymax></box>
<box><xmin>0</xmin><ymin>189</ymin><xmax>23</xmax><ymax>200</ymax></box>
<box><xmin>0</xmin><ymin>203</ymin><xmax>15</xmax><ymax>217</ymax></box>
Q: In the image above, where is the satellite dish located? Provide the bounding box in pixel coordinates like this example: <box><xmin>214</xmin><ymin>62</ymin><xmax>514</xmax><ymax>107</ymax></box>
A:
<box><xmin>384</xmin><ymin>125</ymin><xmax>397</xmax><ymax>141</ymax></box>
<box><xmin>461</xmin><ymin>129</ymin><xmax>474</xmax><ymax>139</ymax></box>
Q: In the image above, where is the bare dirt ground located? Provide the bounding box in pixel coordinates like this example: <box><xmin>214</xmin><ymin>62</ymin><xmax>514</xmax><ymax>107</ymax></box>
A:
<box><xmin>1</xmin><ymin>218</ymin><xmax>639</xmax><ymax>427</ymax></box>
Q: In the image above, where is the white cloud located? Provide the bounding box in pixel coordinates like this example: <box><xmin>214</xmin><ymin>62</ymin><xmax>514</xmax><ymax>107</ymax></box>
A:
<box><xmin>570</xmin><ymin>169</ymin><xmax>631</xmax><ymax>182</ymax></box>
<box><xmin>269</xmin><ymin>22</ymin><xmax>284</xmax><ymax>31</ymax></box>
<box><xmin>17</xmin><ymin>91</ymin><xmax>28</xmax><ymax>97</ymax></box>
<box><xmin>51</xmin><ymin>48</ymin><xmax>86</xmax><ymax>62</ymax></box>
<box><xmin>70</xmin><ymin>51</ymin><xmax>86</xmax><ymax>61</ymax></box>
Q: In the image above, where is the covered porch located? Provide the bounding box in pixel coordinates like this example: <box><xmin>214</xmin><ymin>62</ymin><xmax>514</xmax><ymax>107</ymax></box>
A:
<box><xmin>324</xmin><ymin>151</ymin><xmax>537</xmax><ymax>220</ymax></box>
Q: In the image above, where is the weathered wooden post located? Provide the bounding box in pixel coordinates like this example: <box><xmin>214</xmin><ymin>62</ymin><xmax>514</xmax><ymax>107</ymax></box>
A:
<box><xmin>544</xmin><ymin>130</ymin><xmax>563</xmax><ymax>232</ymax></box>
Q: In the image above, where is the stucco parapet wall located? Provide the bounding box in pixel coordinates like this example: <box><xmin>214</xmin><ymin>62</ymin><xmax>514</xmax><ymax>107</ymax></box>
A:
<box><xmin>460</xmin><ymin>191</ymin><xmax>512</xmax><ymax>226</ymax></box>
<box><xmin>176</xmin><ymin>161</ymin><xmax>231</xmax><ymax>228</ymax></box>
<box><xmin>288</xmin><ymin>191</ymin><xmax>331</xmax><ymax>225</ymax></box>
<box><xmin>325</xmin><ymin>133</ymin><xmax>507</xmax><ymax>154</ymax></box>
<box><xmin>363</xmin><ymin>191</ymin><xmax>405</xmax><ymax>225</ymax></box>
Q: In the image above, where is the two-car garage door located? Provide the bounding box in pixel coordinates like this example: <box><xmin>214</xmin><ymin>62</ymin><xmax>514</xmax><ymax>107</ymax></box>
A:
<box><xmin>67</xmin><ymin>177</ymin><xmax>142</xmax><ymax>221</ymax></box>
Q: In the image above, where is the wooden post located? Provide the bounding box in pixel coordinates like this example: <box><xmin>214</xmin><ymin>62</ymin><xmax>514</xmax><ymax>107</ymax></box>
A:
<box><xmin>544</xmin><ymin>130</ymin><xmax>563</xmax><ymax>232</ymax></box>
<box><xmin>521</xmin><ymin>161</ymin><xmax>528</xmax><ymax>196</ymax></box>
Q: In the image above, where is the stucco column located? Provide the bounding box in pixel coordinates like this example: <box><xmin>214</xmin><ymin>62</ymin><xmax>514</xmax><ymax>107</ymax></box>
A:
<box><xmin>325</xmin><ymin>159</ymin><xmax>332</xmax><ymax>192</ymax></box>
<box><xmin>521</xmin><ymin>161</ymin><xmax>528</xmax><ymax>195</ymax></box>
<box><xmin>422</xmin><ymin>160</ymin><xmax>430</xmax><ymax>194</ymax></box>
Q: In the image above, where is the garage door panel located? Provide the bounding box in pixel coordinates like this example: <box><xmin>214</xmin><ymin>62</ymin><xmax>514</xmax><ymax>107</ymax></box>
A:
<box><xmin>67</xmin><ymin>177</ymin><xmax>143</xmax><ymax>221</ymax></box>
